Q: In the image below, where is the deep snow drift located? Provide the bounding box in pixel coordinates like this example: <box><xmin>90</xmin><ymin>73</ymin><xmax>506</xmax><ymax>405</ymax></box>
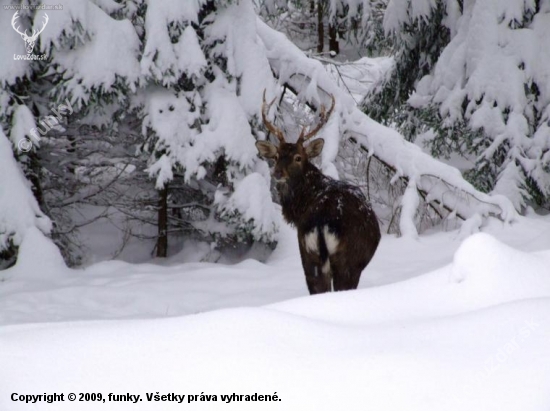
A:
<box><xmin>0</xmin><ymin>214</ymin><xmax>549</xmax><ymax>410</ymax></box>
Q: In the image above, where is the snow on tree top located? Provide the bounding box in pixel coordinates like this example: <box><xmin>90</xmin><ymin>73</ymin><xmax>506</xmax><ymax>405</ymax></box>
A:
<box><xmin>40</xmin><ymin>0</ymin><xmax>140</xmax><ymax>107</ymax></box>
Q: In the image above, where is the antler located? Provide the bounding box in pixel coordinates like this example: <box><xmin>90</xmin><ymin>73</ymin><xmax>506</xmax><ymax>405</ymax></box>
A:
<box><xmin>261</xmin><ymin>89</ymin><xmax>285</xmax><ymax>143</ymax></box>
<box><xmin>297</xmin><ymin>94</ymin><xmax>336</xmax><ymax>145</ymax></box>
<box><xmin>30</xmin><ymin>13</ymin><xmax>49</xmax><ymax>40</ymax></box>
<box><xmin>11</xmin><ymin>11</ymin><xmax>29</xmax><ymax>38</ymax></box>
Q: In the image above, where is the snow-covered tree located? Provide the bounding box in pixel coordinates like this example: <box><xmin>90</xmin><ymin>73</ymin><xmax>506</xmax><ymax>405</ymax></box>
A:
<box><xmin>0</xmin><ymin>0</ymin><xmax>145</xmax><ymax>265</ymax></box>
<box><xmin>0</xmin><ymin>4</ymin><xmax>52</xmax><ymax>268</ymax></box>
<box><xmin>1</xmin><ymin>0</ymin><xmax>520</xmax><ymax>269</ymax></box>
<box><xmin>3</xmin><ymin>0</ymin><xmax>282</xmax><ymax>262</ymax></box>
<box><xmin>367</xmin><ymin>0</ymin><xmax>550</xmax><ymax>211</ymax></box>
<box><xmin>362</xmin><ymin>0</ymin><xmax>449</xmax><ymax>136</ymax></box>
<box><xmin>0</xmin><ymin>125</ymin><xmax>52</xmax><ymax>269</ymax></box>
<box><xmin>260</xmin><ymin>0</ymin><xmax>390</xmax><ymax>57</ymax></box>
<box><xmin>258</xmin><ymin>16</ymin><xmax>516</xmax><ymax>236</ymax></box>
<box><xmin>140</xmin><ymin>0</ymin><xmax>281</xmax><ymax>256</ymax></box>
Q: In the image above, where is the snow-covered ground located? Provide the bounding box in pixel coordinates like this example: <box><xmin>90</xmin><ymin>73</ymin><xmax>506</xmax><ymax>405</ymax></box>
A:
<box><xmin>1</xmin><ymin>212</ymin><xmax>549</xmax><ymax>410</ymax></box>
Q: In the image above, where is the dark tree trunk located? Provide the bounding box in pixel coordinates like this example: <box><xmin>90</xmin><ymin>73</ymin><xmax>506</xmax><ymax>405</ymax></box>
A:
<box><xmin>67</xmin><ymin>135</ymin><xmax>76</xmax><ymax>175</ymax></box>
<box><xmin>316</xmin><ymin>1</ymin><xmax>324</xmax><ymax>53</ymax></box>
<box><xmin>65</xmin><ymin>116</ymin><xmax>76</xmax><ymax>175</ymax></box>
<box><xmin>156</xmin><ymin>185</ymin><xmax>168</xmax><ymax>258</ymax></box>
<box><xmin>329</xmin><ymin>23</ymin><xmax>339</xmax><ymax>55</ymax></box>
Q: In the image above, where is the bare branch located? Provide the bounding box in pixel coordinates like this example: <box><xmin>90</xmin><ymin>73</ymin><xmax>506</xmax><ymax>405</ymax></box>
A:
<box><xmin>297</xmin><ymin>94</ymin><xmax>335</xmax><ymax>145</ymax></box>
<box><xmin>261</xmin><ymin>89</ymin><xmax>285</xmax><ymax>143</ymax></box>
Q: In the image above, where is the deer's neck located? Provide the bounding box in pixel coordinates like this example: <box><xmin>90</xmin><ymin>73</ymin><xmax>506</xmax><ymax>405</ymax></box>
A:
<box><xmin>278</xmin><ymin>163</ymin><xmax>328</xmax><ymax>226</ymax></box>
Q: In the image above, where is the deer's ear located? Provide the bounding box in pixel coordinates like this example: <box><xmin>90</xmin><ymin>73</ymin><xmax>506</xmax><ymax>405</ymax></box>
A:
<box><xmin>305</xmin><ymin>138</ymin><xmax>324</xmax><ymax>159</ymax></box>
<box><xmin>256</xmin><ymin>141</ymin><xmax>278</xmax><ymax>159</ymax></box>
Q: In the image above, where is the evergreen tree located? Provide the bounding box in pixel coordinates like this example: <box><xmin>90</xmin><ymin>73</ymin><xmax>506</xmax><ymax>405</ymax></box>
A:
<box><xmin>366</xmin><ymin>0</ymin><xmax>550</xmax><ymax>211</ymax></box>
<box><xmin>2</xmin><ymin>0</ymin><xmax>281</xmax><ymax>264</ymax></box>
<box><xmin>0</xmin><ymin>3</ymin><xmax>52</xmax><ymax>268</ymax></box>
<box><xmin>1</xmin><ymin>0</ymin><xmax>521</xmax><ymax>270</ymax></box>
<box><xmin>139</xmin><ymin>0</ymin><xmax>280</xmax><ymax>256</ymax></box>
<box><xmin>260</xmin><ymin>0</ymin><xmax>390</xmax><ymax>57</ymax></box>
<box><xmin>362</xmin><ymin>0</ymin><xmax>450</xmax><ymax>138</ymax></box>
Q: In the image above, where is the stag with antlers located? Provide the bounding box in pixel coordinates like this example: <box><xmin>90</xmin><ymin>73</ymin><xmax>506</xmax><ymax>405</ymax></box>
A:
<box><xmin>12</xmin><ymin>11</ymin><xmax>49</xmax><ymax>54</ymax></box>
<box><xmin>256</xmin><ymin>91</ymin><xmax>380</xmax><ymax>294</ymax></box>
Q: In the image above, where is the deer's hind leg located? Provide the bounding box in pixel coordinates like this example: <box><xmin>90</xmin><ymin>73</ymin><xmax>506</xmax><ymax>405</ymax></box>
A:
<box><xmin>305</xmin><ymin>265</ymin><xmax>331</xmax><ymax>294</ymax></box>
<box><xmin>331</xmin><ymin>254</ymin><xmax>363</xmax><ymax>291</ymax></box>
<box><xmin>298</xmin><ymin>237</ymin><xmax>331</xmax><ymax>294</ymax></box>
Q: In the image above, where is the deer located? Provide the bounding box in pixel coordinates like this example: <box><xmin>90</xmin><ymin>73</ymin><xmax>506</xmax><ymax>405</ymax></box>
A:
<box><xmin>256</xmin><ymin>91</ymin><xmax>381</xmax><ymax>294</ymax></box>
<box><xmin>12</xmin><ymin>11</ymin><xmax>49</xmax><ymax>54</ymax></box>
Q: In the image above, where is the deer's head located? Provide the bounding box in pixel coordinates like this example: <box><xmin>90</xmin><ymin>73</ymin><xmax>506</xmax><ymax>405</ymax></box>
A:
<box><xmin>12</xmin><ymin>11</ymin><xmax>49</xmax><ymax>54</ymax></box>
<box><xmin>256</xmin><ymin>91</ymin><xmax>335</xmax><ymax>183</ymax></box>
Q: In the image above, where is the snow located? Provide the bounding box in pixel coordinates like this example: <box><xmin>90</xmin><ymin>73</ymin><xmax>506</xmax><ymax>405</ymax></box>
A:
<box><xmin>143</xmin><ymin>88</ymin><xmax>195</xmax><ymax>186</ymax></box>
<box><xmin>176</xmin><ymin>26</ymin><xmax>207</xmax><ymax>78</ymax></box>
<box><xmin>0</xmin><ymin>0</ymin><xmax>31</xmax><ymax>84</ymax></box>
<box><xmin>144</xmin><ymin>0</ymin><xmax>207</xmax><ymax>25</ymax></box>
<box><xmin>1</xmin><ymin>215</ymin><xmax>550</xmax><ymax>410</ymax></box>
<box><xmin>399</xmin><ymin>178</ymin><xmax>420</xmax><ymax>238</ymax></box>
<box><xmin>255</xmin><ymin>16</ymin><xmax>518</xmax><ymax>227</ymax></box>
<box><xmin>0</xmin><ymin>129</ymin><xmax>51</xmax><ymax>251</ymax></box>
<box><xmin>145</xmin><ymin>81</ymin><xmax>260</xmax><ymax>187</ymax></box>
<box><xmin>217</xmin><ymin>172</ymin><xmax>281</xmax><ymax>243</ymax></box>
<box><xmin>408</xmin><ymin>0</ymin><xmax>550</xmax><ymax>208</ymax></box>
<box><xmin>140</xmin><ymin>0</ymin><xmax>188</xmax><ymax>85</ymax></box>
<box><xmin>208</xmin><ymin>0</ymin><xmax>277</xmax><ymax>118</ymax></box>
<box><xmin>6</xmin><ymin>227</ymin><xmax>68</xmax><ymax>280</ymax></box>
<box><xmin>1</xmin><ymin>2</ymin><xmax>550</xmax><ymax>408</ymax></box>
<box><xmin>201</xmin><ymin>82</ymin><xmax>258</xmax><ymax>172</ymax></box>
<box><xmin>383</xmin><ymin>0</ymin><xmax>410</xmax><ymax>35</ymax></box>
<box><xmin>4</xmin><ymin>0</ymin><xmax>524</xmax><ymax>260</ymax></box>
<box><xmin>140</xmin><ymin>0</ymin><xmax>281</xmax><ymax>242</ymax></box>
<box><xmin>323</xmin><ymin>56</ymin><xmax>394</xmax><ymax>104</ymax></box>
<box><xmin>41</xmin><ymin>0</ymin><xmax>141</xmax><ymax>106</ymax></box>
<box><xmin>9</xmin><ymin>105</ymin><xmax>37</xmax><ymax>148</ymax></box>
<box><xmin>147</xmin><ymin>154</ymin><xmax>173</xmax><ymax>189</ymax></box>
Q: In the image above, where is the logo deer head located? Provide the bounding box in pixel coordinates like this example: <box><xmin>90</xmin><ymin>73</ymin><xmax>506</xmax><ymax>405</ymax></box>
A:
<box><xmin>11</xmin><ymin>11</ymin><xmax>49</xmax><ymax>54</ymax></box>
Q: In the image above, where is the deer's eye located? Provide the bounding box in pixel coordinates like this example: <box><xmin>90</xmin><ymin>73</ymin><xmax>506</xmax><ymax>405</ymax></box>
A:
<box><xmin>294</xmin><ymin>155</ymin><xmax>302</xmax><ymax>163</ymax></box>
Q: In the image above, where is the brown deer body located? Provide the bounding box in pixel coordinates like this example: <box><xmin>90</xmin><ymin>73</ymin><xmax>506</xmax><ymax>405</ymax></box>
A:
<box><xmin>256</xmin><ymin>92</ymin><xmax>380</xmax><ymax>294</ymax></box>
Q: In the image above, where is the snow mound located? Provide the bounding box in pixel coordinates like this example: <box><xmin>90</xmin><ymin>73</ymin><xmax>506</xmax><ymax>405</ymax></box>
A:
<box><xmin>272</xmin><ymin>233</ymin><xmax>550</xmax><ymax>325</ymax></box>
<box><xmin>0</xmin><ymin>130</ymin><xmax>51</xmax><ymax>251</ymax></box>
<box><xmin>1</xmin><ymin>297</ymin><xmax>549</xmax><ymax>411</ymax></box>
<box><xmin>0</xmin><ymin>220</ymin><xmax>550</xmax><ymax>410</ymax></box>
<box><xmin>448</xmin><ymin>232</ymin><xmax>550</xmax><ymax>310</ymax></box>
<box><xmin>451</xmin><ymin>232</ymin><xmax>550</xmax><ymax>287</ymax></box>
<box><xmin>11</xmin><ymin>228</ymin><xmax>68</xmax><ymax>279</ymax></box>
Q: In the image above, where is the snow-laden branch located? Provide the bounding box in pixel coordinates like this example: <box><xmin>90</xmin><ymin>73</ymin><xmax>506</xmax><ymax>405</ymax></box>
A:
<box><xmin>256</xmin><ymin>18</ymin><xmax>517</xmax><ymax>229</ymax></box>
